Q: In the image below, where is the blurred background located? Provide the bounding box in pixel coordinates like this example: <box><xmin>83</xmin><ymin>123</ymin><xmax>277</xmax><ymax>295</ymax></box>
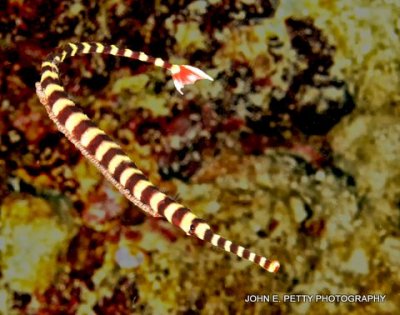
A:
<box><xmin>0</xmin><ymin>0</ymin><xmax>399</xmax><ymax>314</ymax></box>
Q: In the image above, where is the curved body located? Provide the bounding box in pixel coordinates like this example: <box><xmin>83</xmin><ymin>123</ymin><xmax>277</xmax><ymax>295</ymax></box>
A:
<box><xmin>36</xmin><ymin>42</ymin><xmax>279</xmax><ymax>273</ymax></box>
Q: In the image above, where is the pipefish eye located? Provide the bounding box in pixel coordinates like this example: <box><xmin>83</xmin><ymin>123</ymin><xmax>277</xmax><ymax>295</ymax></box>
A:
<box><xmin>189</xmin><ymin>224</ymin><xmax>196</xmax><ymax>235</ymax></box>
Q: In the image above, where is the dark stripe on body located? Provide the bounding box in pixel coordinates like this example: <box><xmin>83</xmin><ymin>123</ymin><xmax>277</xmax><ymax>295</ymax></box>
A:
<box><xmin>263</xmin><ymin>260</ymin><xmax>272</xmax><ymax>269</ymax></box>
<box><xmin>113</xmin><ymin>162</ymin><xmax>132</xmax><ymax>183</ymax></box>
<box><xmin>63</xmin><ymin>45</ymin><xmax>73</xmax><ymax>58</ymax></box>
<box><xmin>41</xmin><ymin>76</ymin><xmax>59</xmax><ymax>88</ymax></box>
<box><xmin>146</xmin><ymin>56</ymin><xmax>155</xmax><ymax>64</ymax></box>
<box><xmin>89</xmin><ymin>44</ymin><xmax>97</xmax><ymax>53</ymax></box>
<box><xmin>230</xmin><ymin>243</ymin><xmax>239</xmax><ymax>254</ymax></box>
<box><xmin>130</xmin><ymin>51</ymin><xmax>139</xmax><ymax>59</ymax></box>
<box><xmin>217</xmin><ymin>237</ymin><xmax>225</xmax><ymax>248</ymax></box>
<box><xmin>242</xmin><ymin>249</ymin><xmax>250</xmax><ymax>259</ymax></box>
<box><xmin>117</xmin><ymin>48</ymin><xmax>126</xmax><ymax>56</ymax></box>
<box><xmin>171</xmin><ymin>207</ymin><xmax>190</xmax><ymax>226</ymax></box>
<box><xmin>75</xmin><ymin>42</ymin><xmax>84</xmax><ymax>53</ymax></box>
<box><xmin>57</xmin><ymin>105</ymin><xmax>82</xmax><ymax>125</ymax></box>
<box><xmin>125</xmin><ymin>173</ymin><xmax>148</xmax><ymax>192</ymax></box>
<box><xmin>100</xmin><ymin>148</ymin><xmax>126</xmax><ymax>169</ymax></box>
<box><xmin>190</xmin><ymin>218</ymin><xmax>207</xmax><ymax>231</ymax></box>
<box><xmin>102</xmin><ymin>45</ymin><xmax>111</xmax><ymax>54</ymax></box>
<box><xmin>41</xmin><ymin>65</ymin><xmax>57</xmax><ymax>73</ymax></box>
<box><xmin>47</xmin><ymin>91</ymin><xmax>69</xmax><ymax>108</ymax></box>
<box><xmin>157</xmin><ymin>198</ymin><xmax>173</xmax><ymax>217</ymax></box>
<box><xmin>72</xmin><ymin>119</ymin><xmax>92</xmax><ymax>140</ymax></box>
<box><xmin>163</xmin><ymin>61</ymin><xmax>172</xmax><ymax>69</ymax></box>
<box><xmin>47</xmin><ymin>53</ymin><xmax>58</xmax><ymax>65</ymax></box>
<box><xmin>140</xmin><ymin>185</ymin><xmax>159</xmax><ymax>206</ymax></box>
<box><xmin>85</xmin><ymin>134</ymin><xmax>109</xmax><ymax>155</ymax></box>
<box><xmin>203</xmin><ymin>229</ymin><xmax>213</xmax><ymax>243</ymax></box>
